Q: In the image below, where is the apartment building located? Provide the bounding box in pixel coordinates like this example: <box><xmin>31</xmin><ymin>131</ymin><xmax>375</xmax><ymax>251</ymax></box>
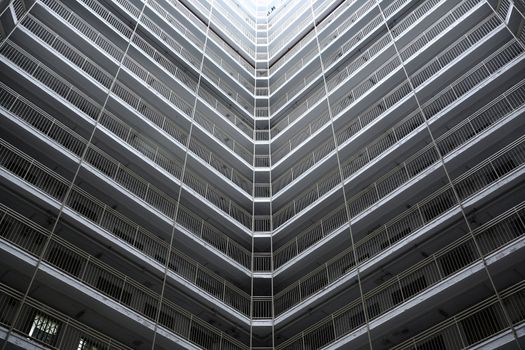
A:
<box><xmin>0</xmin><ymin>0</ymin><xmax>525</xmax><ymax>348</ymax></box>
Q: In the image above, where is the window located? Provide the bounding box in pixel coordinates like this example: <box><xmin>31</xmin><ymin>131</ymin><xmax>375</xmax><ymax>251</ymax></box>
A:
<box><xmin>29</xmin><ymin>313</ymin><xmax>60</xmax><ymax>345</ymax></box>
<box><xmin>78</xmin><ymin>337</ymin><xmax>100</xmax><ymax>350</ymax></box>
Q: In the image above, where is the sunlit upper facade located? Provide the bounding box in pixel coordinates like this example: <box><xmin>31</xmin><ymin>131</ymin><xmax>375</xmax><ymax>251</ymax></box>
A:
<box><xmin>0</xmin><ymin>0</ymin><xmax>525</xmax><ymax>349</ymax></box>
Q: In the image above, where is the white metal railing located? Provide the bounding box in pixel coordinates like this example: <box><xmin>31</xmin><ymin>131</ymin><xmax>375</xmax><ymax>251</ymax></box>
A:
<box><xmin>21</xmin><ymin>15</ymin><xmax>115</xmax><ymax>87</ymax></box>
<box><xmin>496</xmin><ymin>0</ymin><xmax>512</xmax><ymax>18</ymax></box>
<box><xmin>0</xmin><ymin>41</ymin><xmax>254</xmax><ymax>228</ymax></box>
<box><xmin>0</xmin><ymin>204</ymin><xmax>250</xmax><ymax>348</ymax></box>
<box><xmin>37</xmin><ymin>0</ymin><xmax>123</xmax><ymax>60</ymax></box>
<box><xmin>393</xmin><ymin>279</ymin><xmax>525</xmax><ymax>349</ymax></box>
<box><xmin>270</xmin><ymin>0</ymin><xmax>501</xmax><ymax>165</ymax></box>
<box><xmin>208</xmin><ymin>8</ymin><xmax>256</xmax><ymax>57</ymax></box>
<box><xmin>271</xmin><ymin>82</ymin><xmax>326</xmax><ymax>133</ymax></box>
<box><xmin>312</xmin><ymin>0</ymin><xmax>335</xmax><ymax>18</ymax></box>
<box><xmin>11</xmin><ymin>0</ymin><xmax>26</xmax><ymax>20</ymax></box>
<box><xmin>268</xmin><ymin>0</ymin><xmax>304</xmax><ymax>28</ymax></box>
<box><xmin>152</xmin><ymin>0</ymin><xmax>241</xmax><ymax>67</ymax></box>
<box><xmin>316</xmin><ymin>0</ymin><xmax>357</xmax><ymax>34</ymax></box>
<box><xmin>276</xmin><ymin>185</ymin><xmax>525</xmax><ymax>348</ymax></box>
<box><xmin>269</xmin><ymin>0</ymin><xmax>374</xmax><ymax>81</ymax></box>
<box><xmin>273</xmin><ymin>75</ymin><xmax>525</xmax><ymax>269</ymax></box>
<box><xmin>274</xmin><ymin>130</ymin><xmax>525</xmax><ymax>314</ymax></box>
<box><xmin>409</xmin><ymin>15</ymin><xmax>501</xmax><ymax>87</ymax></box>
<box><xmin>66</xmin><ymin>0</ymin><xmax>256</xmax><ymax>96</ymax></box>
<box><xmin>273</xmin><ymin>38</ymin><xmax>523</xmax><ymax>227</ymax></box>
<box><xmin>147</xmin><ymin>0</ymin><xmax>205</xmax><ymax>49</ymax></box>
<box><xmin>273</xmin><ymin>55</ymin><xmax>401</xmax><ymax>150</ymax></box>
<box><xmin>0</xmin><ymin>139</ymin><xmax>259</xmax><ymax>316</ymax></box>
<box><xmin>269</xmin><ymin>32</ymin><xmax>320</xmax><ymax>96</ymax></box>
<box><xmin>381</xmin><ymin>0</ymin><xmax>410</xmax><ymax>18</ymax></box>
<box><xmin>217</xmin><ymin>0</ymin><xmax>256</xmax><ymax>28</ymax></box>
<box><xmin>335</xmin><ymin>54</ymin><xmax>401</xmax><ymax>107</ymax></box>
<box><xmin>269</xmin><ymin>0</ymin><xmax>475</xmax><ymax>115</ymax></box>
<box><xmin>271</xmin><ymin>56</ymin><xmax>401</xmax><ymax>163</ymax></box>
<box><xmin>211</xmin><ymin>1</ymin><xmax>255</xmax><ymax>41</ymax></box>
<box><xmin>200</xmin><ymin>63</ymin><xmax>254</xmax><ymax>109</ymax></box>
<box><xmin>319</xmin><ymin>0</ymin><xmax>376</xmax><ymax>50</ymax></box>
<box><xmin>253</xmin><ymin>252</ymin><xmax>272</xmax><ymax>272</ymax></box>
<box><xmin>325</xmin><ymin>33</ymin><xmax>392</xmax><ymax>91</ymax></box>
<box><xmin>0</xmin><ymin>83</ymin><xmax>255</xmax><ymax>270</ymax></box>
<box><xmin>197</xmin><ymin>87</ymin><xmax>253</xmax><ymax>135</ymax></box>
<box><xmin>203</xmin><ymin>45</ymin><xmax>254</xmax><ymax>91</ymax></box>
<box><xmin>206</xmin><ymin>27</ymin><xmax>254</xmax><ymax>73</ymax></box>
<box><xmin>268</xmin><ymin>13</ymin><xmax>313</xmax><ymax>58</ymax></box>
<box><xmin>113</xmin><ymin>0</ymin><xmax>141</xmax><ymax>18</ymax></box>
<box><xmin>20</xmin><ymin>15</ymin><xmax>252</xmax><ymax>188</ymax></box>
<box><xmin>80</xmin><ymin>0</ymin><xmax>256</xmax><ymax>135</ymax></box>
<box><xmin>76</xmin><ymin>0</ymin><xmax>134</xmax><ymax>38</ymax></box>
<box><xmin>147</xmin><ymin>0</ymin><xmax>254</xmax><ymax>75</ymax></box>
<box><xmin>270</xmin><ymin>11</ymin><xmax>380</xmax><ymax>101</ymax></box>
<box><xmin>252</xmin><ymin>296</ymin><xmax>272</xmax><ymax>319</ymax></box>
<box><xmin>398</xmin><ymin>0</ymin><xmax>482</xmax><ymax>61</ymax></box>
<box><xmin>268</xmin><ymin>0</ymin><xmax>310</xmax><ymax>42</ymax></box>
<box><xmin>271</xmin><ymin>13</ymin><xmax>501</xmax><ymax>193</ymax></box>
<box><xmin>269</xmin><ymin>43</ymin><xmax>320</xmax><ymax>98</ymax></box>
<box><xmin>0</xmin><ymin>282</ymin><xmax>132</xmax><ymax>349</ymax></box>
<box><xmin>38</xmin><ymin>0</ymin><xmax>257</xmax><ymax>150</ymax></box>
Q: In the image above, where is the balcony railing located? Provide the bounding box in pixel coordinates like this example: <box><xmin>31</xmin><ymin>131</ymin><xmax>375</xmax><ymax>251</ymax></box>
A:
<box><xmin>87</xmin><ymin>0</ymin><xmax>256</xmax><ymax>134</ymax></box>
<box><xmin>211</xmin><ymin>0</ymin><xmax>256</xmax><ymax>28</ymax></box>
<box><xmin>273</xmin><ymin>76</ymin><xmax>525</xmax><ymax>269</ymax></box>
<box><xmin>253</xmin><ymin>252</ymin><xmax>272</xmax><ymax>272</ymax></box>
<box><xmin>316</xmin><ymin>0</ymin><xmax>360</xmax><ymax>34</ymax></box>
<box><xmin>73</xmin><ymin>0</ymin><xmax>256</xmax><ymax>103</ymax></box>
<box><xmin>271</xmin><ymin>79</ymin><xmax>410</xmax><ymax>189</ymax></box>
<box><xmin>271</xmin><ymin>82</ymin><xmax>328</xmax><ymax>135</ymax></box>
<box><xmin>203</xmin><ymin>48</ymin><xmax>254</xmax><ymax>92</ymax></box>
<box><xmin>201</xmin><ymin>64</ymin><xmax>254</xmax><ymax>109</ymax></box>
<box><xmin>270</xmin><ymin>46</ymin><xmax>321</xmax><ymax>100</ymax></box>
<box><xmin>393</xmin><ymin>279</ymin><xmax>525</xmax><ymax>349</ymax></box>
<box><xmin>273</xmin><ymin>10</ymin><xmax>500</xmax><ymax>187</ymax></box>
<box><xmin>0</xmin><ymin>138</ymin><xmax>260</xmax><ymax>317</ymax></box>
<box><xmin>128</xmin><ymin>4</ymin><xmax>253</xmax><ymax>107</ymax></box>
<box><xmin>274</xmin><ymin>80</ymin><xmax>525</xmax><ymax>296</ymax></box>
<box><xmin>0</xmin><ymin>86</ymin><xmax>255</xmax><ymax>270</ymax></box>
<box><xmin>274</xmin><ymin>127</ymin><xmax>525</xmax><ymax>314</ymax></box>
<box><xmin>76</xmin><ymin>0</ymin><xmax>135</xmax><ymax>38</ymax></box>
<box><xmin>268</xmin><ymin>0</ymin><xmax>304</xmax><ymax>28</ymax></box>
<box><xmin>268</xmin><ymin>1</ymin><xmax>308</xmax><ymax>42</ymax></box>
<box><xmin>269</xmin><ymin>13</ymin><xmax>313</xmax><ymax>58</ymax></box>
<box><xmin>272</xmin><ymin>10</ymin><xmax>380</xmax><ymax>106</ymax></box>
<box><xmin>150</xmin><ymin>0</ymin><xmax>253</xmax><ymax>70</ymax></box>
<box><xmin>0</xmin><ymin>41</ymin><xmax>254</xmax><ymax>228</ymax></box>
<box><xmin>207</xmin><ymin>8</ymin><xmax>256</xmax><ymax>57</ymax></box>
<box><xmin>271</xmin><ymin>63</ymin><xmax>324</xmax><ymax>114</ymax></box>
<box><xmin>269</xmin><ymin>0</ymin><xmax>375</xmax><ymax>89</ymax></box>
<box><xmin>276</xmin><ymin>188</ymin><xmax>525</xmax><ymax>348</ymax></box>
<box><xmin>211</xmin><ymin>5</ymin><xmax>255</xmax><ymax>39</ymax></box>
<box><xmin>319</xmin><ymin>0</ymin><xmax>376</xmax><ymax>51</ymax></box>
<box><xmin>325</xmin><ymin>32</ymin><xmax>392</xmax><ymax>91</ymax></box>
<box><xmin>205</xmin><ymin>28</ymin><xmax>254</xmax><ymax>73</ymax></box>
<box><xmin>381</xmin><ymin>0</ymin><xmax>412</xmax><ymax>18</ymax></box>
<box><xmin>118</xmin><ymin>0</ymin><xmax>255</xmax><ymax>84</ymax></box>
<box><xmin>269</xmin><ymin>28</ymin><xmax>317</xmax><ymax>77</ymax></box>
<box><xmin>270</xmin><ymin>0</ymin><xmax>478</xmax><ymax>118</ymax></box>
<box><xmin>271</xmin><ymin>42</ymin><xmax>402</xmax><ymax>160</ymax></box>
<box><xmin>271</xmin><ymin>50</ymin><xmax>400</xmax><ymax>142</ymax></box>
<box><xmin>0</xmin><ymin>203</ymin><xmax>249</xmax><ymax>349</ymax></box>
<box><xmin>252</xmin><ymin>296</ymin><xmax>273</xmax><ymax>319</ymax></box>
<box><xmin>0</xmin><ymin>282</ymin><xmax>132</xmax><ymax>350</ymax></box>
<box><xmin>38</xmin><ymin>0</ymin><xmax>256</xmax><ymax>156</ymax></box>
